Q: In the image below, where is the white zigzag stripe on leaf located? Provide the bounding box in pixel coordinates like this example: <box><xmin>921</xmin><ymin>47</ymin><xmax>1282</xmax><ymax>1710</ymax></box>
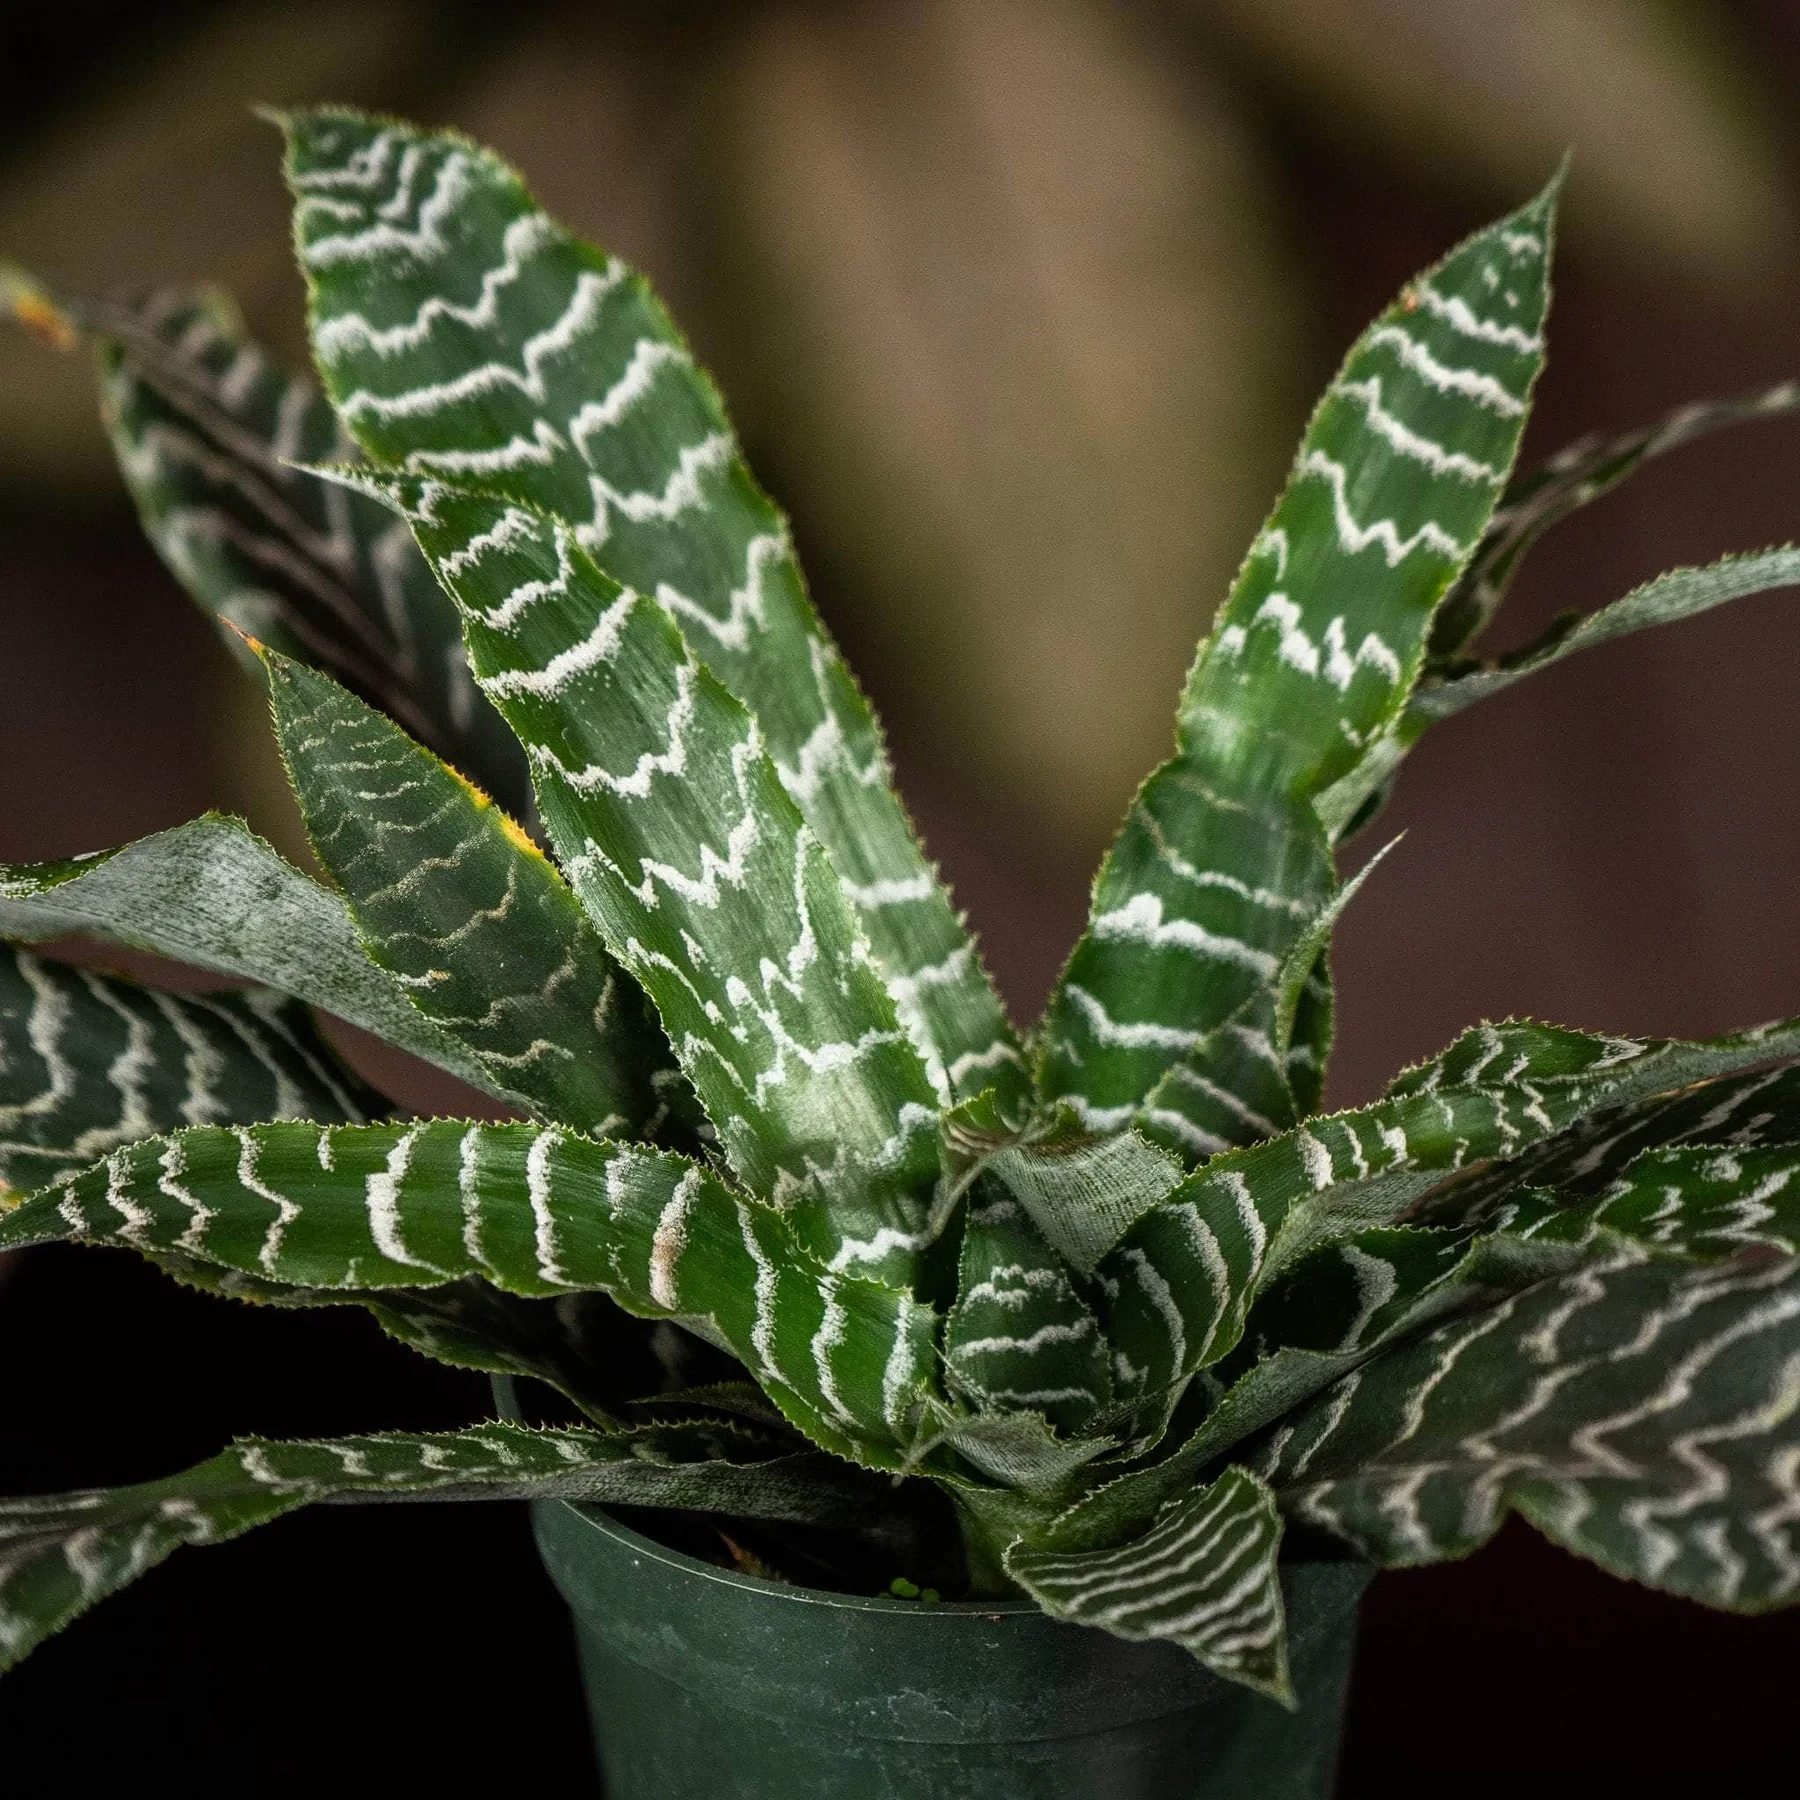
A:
<box><xmin>1040</xmin><ymin>176</ymin><xmax>1558</xmax><ymax>1159</ymax></box>
<box><xmin>1262</xmin><ymin>1253</ymin><xmax>1800</xmax><ymax>1611</ymax></box>
<box><xmin>342</xmin><ymin>476</ymin><xmax>945</xmax><ymax>1282</ymax></box>
<box><xmin>0</xmin><ymin>1419</ymin><xmax>882</xmax><ymax>1673</ymax></box>
<box><xmin>282</xmin><ymin>108</ymin><xmax>1027</xmax><ymax>1119</ymax></box>
<box><xmin>0</xmin><ymin>1119</ymin><xmax>937</xmax><ymax>1472</ymax></box>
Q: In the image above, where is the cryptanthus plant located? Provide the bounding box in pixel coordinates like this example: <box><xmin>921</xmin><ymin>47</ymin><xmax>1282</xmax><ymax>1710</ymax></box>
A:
<box><xmin>4</xmin><ymin>113</ymin><xmax>1800</xmax><ymax>1706</ymax></box>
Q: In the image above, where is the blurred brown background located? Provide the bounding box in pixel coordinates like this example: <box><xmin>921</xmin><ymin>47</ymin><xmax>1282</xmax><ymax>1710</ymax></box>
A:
<box><xmin>4</xmin><ymin>2</ymin><xmax>1800</xmax><ymax>1792</ymax></box>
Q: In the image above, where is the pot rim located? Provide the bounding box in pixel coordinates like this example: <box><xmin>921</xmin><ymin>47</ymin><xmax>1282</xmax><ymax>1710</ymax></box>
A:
<box><xmin>551</xmin><ymin>1498</ymin><xmax>1046</xmax><ymax>1620</ymax></box>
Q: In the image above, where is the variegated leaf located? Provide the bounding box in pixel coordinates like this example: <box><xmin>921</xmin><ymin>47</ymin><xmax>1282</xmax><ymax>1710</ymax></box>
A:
<box><xmin>0</xmin><ymin>268</ymin><xmax>530</xmax><ymax>815</ymax></box>
<box><xmin>0</xmin><ymin>1121</ymin><xmax>936</xmax><ymax>1469</ymax></box>
<box><xmin>278</xmin><ymin>107</ymin><xmax>1025</xmax><ymax>1115</ymax></box>
<box><xmin>1496</xmin><ymin>1141</ymin><xmax>1800</xmax><ymax>1262</ymax></box>
<box><xmin>1431</xmin><ymin>1061</ymin><xmax>1800</xmax><ymax>1226</ymax></box>
<box><xmin>1432</xmin><ymin>379</ymin><xmax>1800</xmax><ymax>659</ymax></box>
<box><xmin>1007</xmin><ymin>1466</ymin><xmax>1291</xmax><ymax>1701</ymax></box>
<box><xmin>262</xmin><ymin>650</ymin><xmax>676</xmax><ymax>1137</ymax></box>
<box><xmin>356</xmin><ymin>478</ymin><xmax>942</xmax><ymax>1281</ymax></box>
<box><xmin>943</xmin><ymin>1186</ymin><xmax>1111</xmax><ymax>1435</ymax></box>
<box><xmin>0</xmin><ymin>816</ymin><xmax>496</xmax><ymax>1096</ymax></box>
<box><xmin>0</xmin><ymin>1419</ymin><xmax>876</xmax><ymax>1673</ymax></box>
<box><xmin>1092</xmin><ymin>1014</ymin><xmax>1800</xmax><ymax>1409</ymax></box>
<box><xmin>1261</xmin><ymin>1250</ymin><xmax>1800</xmax><ymax>1612</ymax></box>
<box><xmin>1040</xmin><ymin>180</ymin><xmax>1558</xmax><ymax>1151</ymax></box>
<box><xmin>0</xmin><ymin>944</ymin><xmax>380</xmax><ymax>1195</ymax></box>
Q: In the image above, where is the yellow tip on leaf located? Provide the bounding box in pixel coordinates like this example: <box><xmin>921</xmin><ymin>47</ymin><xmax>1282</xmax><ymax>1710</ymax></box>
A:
<box><xmin>221</xmin><ymin>618</ymin><xmax>268</xmax><ymax>655</ymax></box>
<box><xmin>0</xmin><ymin>268</ymin><xmax>78</xmax><ymax>352</ymax></box>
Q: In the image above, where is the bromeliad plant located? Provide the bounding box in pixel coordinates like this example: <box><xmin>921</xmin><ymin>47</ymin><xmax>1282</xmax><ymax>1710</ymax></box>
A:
<box><xmin>5</xmin><ymin>111</ymin><xmax>1800</xmax><ymax>1707</ymax></box>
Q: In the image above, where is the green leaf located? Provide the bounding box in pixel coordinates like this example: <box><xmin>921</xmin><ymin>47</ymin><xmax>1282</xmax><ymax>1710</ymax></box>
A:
<box><xmin>0</xmin><ymin>1120</ymin><xmax>936</xmax><ymax>1469</ymax></box>
<box><xmin>1040</xmin><ymin>179</ymin><xmax>1558</xmax><ymax>1146</ymax></box>
<box><xmin>261</xmin><ymin>650</ymin><xmax>675</xmax><ymax>1137</ymax></box>
<box><xmin>1039</xmin><ymin>1219</ymin><xmax>1559</xmax><ymax>1557</ymax></box>
<box><xmin>943</xmin><ymin>1186</ymin><xmax>1111</xmax><ymax>1435</ymax></box>
<box><xmin>0</xmin><ymin>944</ymin><xmax>380</xmax><ymax>1195</ymax></box>
<box><xmin>278</xmin><ymin>107</ymin><xmax>1025</xmax><ymax>1115</ymax></box>
<box><xmin>1431</xmin><ymin>379</ymin><xmax>1800</xmax><ymax>660</ymax></box>
<box><xmin>1438</xmin><ymin>1061</ymin><xmax>1800</xmax><ymax>1229</ymax></box>
<box><xmin>0</xmin><ymin>272</ymin><xmax>531</xmax><ymax>816</ymax></box>
<box><xmin>1498</xmin><ymin>1141</ymin><xmax>1800</xmax><ymax>1262</ymax></box>
<box><xmin>358</xmin><ymin>477</ymin><xmax>943</xmax><ymax>1281</ymax></box>
<box><xmin>982</xmin><ymin>1115</ymin><xmax>1185</xmax><ymax>1280</ymax></box>
<box><xmin>1410</xmin><ymin>550</ymin><xmax>1800</xmax><ymax>729</ymax></box>
<box><xmin>1261</xmin><ymin>1250</ymin><xmax>1800</xmax><ymax>1612</ymax></box>
<box><xmin>1093</xmin><ymin>1013</ymin><xmax>1800</xmax><ymax>1407</ymax></box>
<box><xmin>0</xmin><ymin>1419</ymin><xmax>877</xmax><ymax>1673</ymax></box>
<box><xmin>1007</xmin><ymin>1466</ymin><xmax>1292</xmax><ymax>1702</ymax></box>
<box><xmin>0</xmin><ymin>816</ymin><xmax>496</xmax><ymax>1097</ymax></box>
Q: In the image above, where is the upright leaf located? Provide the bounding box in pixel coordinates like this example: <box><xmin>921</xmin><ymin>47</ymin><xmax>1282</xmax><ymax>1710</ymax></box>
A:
<box><xmin>1261</xmin><ymin>1250</ymin><xmax>1800</xmax><ymax>1612</ymax></box>
<box><xmin>0</xmin><ymin>817</ymin><xmax>494</xmax><ymax>1095</ymax></box>
<box><xmin>278</xmin><ymin>107</ymin><xmax>1025</xmax><ymax>1114</ymax></box>
<box><xmin>0</xmin><ymin>269</ymin><xmax>529</xmax><ymax>814</ymax></box>
<box><xmin>0</xmin><ymin>945</ymin><xmax>378</xmax><ymax>1194</ymax></box>
<box><xmin>1040</xmin><ymin>181</ymin><xmax>1559</xmax><ymax>1149</ymax></box>
<box><xmin>358</xmin><ymin>478</ymin><xmax>943</xmax><ymax>1281</ymax></box>
<box><xmin>0</xmin><ymin>1121</ymin><xmax>937</xmax><ymax>1469</ymax></box>
<box><xmin>0</xmin><ymin>1420</ymin><xmax>878</xmax><ymax>1673</ymax></box>
<box><xmin>262</xmin><ymin>651</ymin><xmax>673</xmax><ymax>1136</ymax></box>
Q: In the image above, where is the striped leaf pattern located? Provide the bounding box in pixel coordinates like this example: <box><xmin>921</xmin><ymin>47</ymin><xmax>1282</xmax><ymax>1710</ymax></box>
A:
<box><xmin>944</xmin><ymin>1187</ymin><xmax>1111</xmax><ymax>1434</ymax></box>
<box><xmin>0</xmin><ymin>816</ymin><xmax>495</xmax><ymax>1096</ymax></box>
<box><xmin>360</xmin><ymin>478</ymin><xmax>942</xmax><ymax>1280</ymax></box>
<box><xmin>1261</xmin><ymin>1251</ymin><xmax>1800</xmax><ymax>1611</ymax></box>
<box><xmin>1433</xmin><ymin>1062</ymin><xmax>1800</xmax><ymax>1225</ymax></box>
<box><xmin>0</xmin><ymin>272</ymin><xmax>531</xmax><ymax>814</ymax></box>
<box><xmin>0</xmin><ymin>1120</ymin><xmax>936</xmax><ymax>1468</ymax></box>
<box><xmin>1497</xmin><ymin>1142</ymin><xmax>1800</xmax><ymax>1262</ymax></box>
<box><xmin>1040</xmin><ymin>182</ymin><xmax>1557</xmax><ymax>1155</ymax></box>
<box><xmin>263</xmin><ymin>651</ymin><xmax>674</xmax><ymax>1137</ymax></box>
<box><xmin>0</xmin><ymin>1419</ymin><xmax>875</xmax><ymax>1673</ymax></box>
<box><xmin>0</xmin><ymin>945</ymin><xmax>379</xmax><ymax>1195</ymax></box>
<box><xmin>280</xmin><ymin>108</ymin><xmax>1025</xmax><ymax>1115</ymax></box>
<box><xmin>1008</xmin><ymin>1467</ymin><xmax>1292</xmax><ymax>1702</ymax></box>
<box><xmin>1090</xmin><ymin>1014</ymin><xmax>1800</xmax><ymax>1405</ymax></box>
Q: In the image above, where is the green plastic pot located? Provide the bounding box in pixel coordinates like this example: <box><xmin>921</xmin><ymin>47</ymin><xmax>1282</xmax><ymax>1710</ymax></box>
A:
<box><xmin>530</xmin><ymin>1497</ymin><xmax>1371</xmax><ymax>1799</ymax></box>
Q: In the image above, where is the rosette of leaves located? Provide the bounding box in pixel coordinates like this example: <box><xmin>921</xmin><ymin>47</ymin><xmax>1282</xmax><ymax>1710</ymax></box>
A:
<box><xmin>5</xmin><ymin>112</ymin><xmax>1800</xmax><ymax>1708</ymax></box>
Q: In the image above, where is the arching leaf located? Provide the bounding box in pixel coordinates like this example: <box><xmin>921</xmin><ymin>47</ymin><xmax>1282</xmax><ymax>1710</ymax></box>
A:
<box><xmin>0</xmin><ymin>1419</ymin><xmax>878</xmax><ymax>1674</ymax></box>
<box><xmin>0</xmin><ymin>268</ymin><xmax>529</xmax><ymax>815</ymax></box>
<box><xmin>0</xmin><ymin>816</ymin><xmax>494</xmax><ymax>1096</ymax></box>
<box><xmin>0</xmin><ymin>1120</ymin><xmax>936</xmax><ymax>1469</ymax></box>
<box><xmin>1262</xmin><ymin>1250</ymin><xmax>1800</xmax><ymax>1613</ymax></box>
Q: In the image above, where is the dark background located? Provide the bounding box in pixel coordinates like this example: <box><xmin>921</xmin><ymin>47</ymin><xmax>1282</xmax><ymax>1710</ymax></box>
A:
<box><xmin>4</xmin><ymin>2</ymin><xmax>1800</xmax><ymax>1792</ymax></box>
